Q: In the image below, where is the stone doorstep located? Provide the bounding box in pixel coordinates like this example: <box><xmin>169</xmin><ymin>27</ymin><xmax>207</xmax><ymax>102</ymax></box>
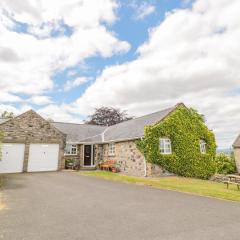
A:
<box><xmin>80</xmin><ymin>166</ymin><xmax>97</xmax><ymax>171</ymax></box>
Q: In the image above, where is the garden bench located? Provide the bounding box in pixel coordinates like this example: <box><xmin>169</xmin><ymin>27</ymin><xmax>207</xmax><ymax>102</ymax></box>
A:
<box><xmin>98</xmin><ymin>160</ymin><xmax>116</xmax><ymax>171</ymax></box>
<box><xmin>223</xmin><ymin>175</ymin><xmax>240</xmax><ymax>190</ymax></box>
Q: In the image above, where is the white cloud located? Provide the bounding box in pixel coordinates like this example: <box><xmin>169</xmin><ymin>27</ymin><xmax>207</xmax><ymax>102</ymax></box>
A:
<box><xmin>0</xmin><ymin>0</ymin><xmax>130</xmax><ymax>99</ymax></box>
<box><xmin>0</xmin><ymin>92</ymin><xmax>22</xmax><ymax>103</ymax></box>
<box><xmin>71</xmin><ymin>0</ymin><xmax>240</xmax><ymax>148</ymax></box>
<box><xmin>128</xmin><ymin>1</ymin><xmax>156</xmax><ymax>20</ymax></box>
<box><xmin>37</xmin><ymin>104</ymin><xmax>82</xmax><ymax>123</ymax></box>
<box><xmin>64</xmin><ymin>77</ymin><xmax>90</xmax><ymax>92</ymax></box>
<box><xmin>0</xmin><ymin>104</ymin><xmax>32</xmax><ymax>116</ymax></box>
<box><xmin>135</xmin><ymin>3</ymin><xmax>155</xmax><ymax>20</ymax></box>
<box><xmin>30</xmin><ymin>95</ymin><xmax>52</xmax><ymax>105</ymax></box>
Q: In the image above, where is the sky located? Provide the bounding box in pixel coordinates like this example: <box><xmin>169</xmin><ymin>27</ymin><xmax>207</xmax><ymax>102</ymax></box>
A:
<box><xmin>0</xmin><ymin>0</ymin><xmax>240</xmax><ymax>149</ymax></box>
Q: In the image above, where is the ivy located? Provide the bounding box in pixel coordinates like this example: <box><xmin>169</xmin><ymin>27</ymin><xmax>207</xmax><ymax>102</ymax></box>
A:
<box><xmin>137</xmin><ymin>106</ymin><xmax>217</xmax><ymax>179</ymax></box>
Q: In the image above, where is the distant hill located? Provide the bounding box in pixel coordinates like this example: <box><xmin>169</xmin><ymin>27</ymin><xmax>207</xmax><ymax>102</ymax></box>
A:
<box><xmin>217</xmin><ymin>148</ymin><xmax>233</xmax><ymax>156</ymax></box>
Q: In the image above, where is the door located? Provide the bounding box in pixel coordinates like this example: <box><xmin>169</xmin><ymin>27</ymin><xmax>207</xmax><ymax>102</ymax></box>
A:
<box><xmin>28</xmin><ymin>144</ymin><xmax>59</xmax><ymax>172</ymax></box>
<box><xmin>0</xmin><ymin>144</ymin><xmax>25</xmax><ymax>173</ymax></box>
<box><xmin>84</xmin><ymin>145</ymin><xmax>92</xmax><ymax>166</ymax></box>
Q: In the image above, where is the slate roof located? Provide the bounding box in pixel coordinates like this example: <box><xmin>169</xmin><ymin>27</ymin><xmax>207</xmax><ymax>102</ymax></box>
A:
<box><xmin>52</xmin><ymin>104</ymin><xmax>178</xmax><ymax>143</ymax></box>
<box><xmin>0</xmin><ymin>104</ymin><xmax>180</xmax><ymax>143</ymax></box>
<box><xmin>233</xmin><ymin>134</ymin><xmax>240</xmax><ymax>147</ymax></box>
<box><xmin>103</xmin><ymin>106</ymin><xmax>175</xmax><ymax>142</ymax></box>
<box><xmin>51</xmin><ymin>122</ymin><xmax>107</xmax><ymax>143</ymax></box>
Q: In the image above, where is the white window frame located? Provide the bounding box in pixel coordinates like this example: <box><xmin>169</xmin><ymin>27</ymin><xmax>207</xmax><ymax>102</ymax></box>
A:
<box><xmin>159</xmin><ymin>138</ymin><xmax>172</xmax><ymax>154</ymax></box>
<box><xmin>200</xmin><ymin>140</ymin><xmax>207</xmax><ymax>154</ymax></box>
<box><xmin>65</xmin><ymin>144</ymin><xmax>78</xmax><ymax>156</ymax></box>
<box><xmin>108</xmin><ymin>142</ymin><xmax>115</xmax><ymax>156</ymax></box>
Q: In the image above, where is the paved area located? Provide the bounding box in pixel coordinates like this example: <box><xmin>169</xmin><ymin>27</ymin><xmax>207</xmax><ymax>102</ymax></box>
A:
<box><xmin>0</xmin><ymin>172</ymin><xmax>240</xmax><ymax>240</ymax></box>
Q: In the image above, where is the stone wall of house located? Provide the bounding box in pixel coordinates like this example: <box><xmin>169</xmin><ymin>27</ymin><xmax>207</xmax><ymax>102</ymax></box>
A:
<box><xmin>94</xmin><ymin>144</ymin><xmax>104</xmax><ymax>165</ymax></box>
<box><xmin>64</xmin><ymin>144</ymin><xmax>82</xmax><ymax>168</ymax></box>
<box><xmin>0</xmin><ymin>110</ymin><xmax>66</xmax><ymax>171</ymax></box>
<box><xmin>102</xmin><ymin>141</ymin><xmax>145</xmax><ymax>176</ymax></box>
<box><xmin>234</xmin><ymin>148</ymin><xmax>240</xmax><ymax>173</ymax></box>
<box><xmin>101</xmin><ymin>140</ymin><xmax>164</xmax><ymax>177</ymax></box>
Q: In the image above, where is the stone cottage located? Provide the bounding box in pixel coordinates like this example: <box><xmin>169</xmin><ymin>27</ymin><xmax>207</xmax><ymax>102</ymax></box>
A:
<box><xmin>0</xmin><ymin>102</ymin><xmax>213</xmax><ymax>176</ymax></box>
<box><xmin>233</xmin><ymin>135</ymin><xmax>240</xmax><ymax>172</ymax></box>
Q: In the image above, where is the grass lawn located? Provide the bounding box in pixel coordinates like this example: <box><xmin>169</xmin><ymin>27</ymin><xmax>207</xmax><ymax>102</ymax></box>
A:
<box><xmin>79</xmin><ymin>171</ymin><xmax>240</xmax><ymax>202</ymax></box>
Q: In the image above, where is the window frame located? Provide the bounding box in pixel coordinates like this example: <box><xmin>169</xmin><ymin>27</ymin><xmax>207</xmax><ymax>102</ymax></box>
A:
<box><xmin>65</xmin><ymin>144</ymin><xmax>78</xmax><ymax>156</ymax></box>
<box><xmin>159</xmin><ymin>137</ymin><xmax>172</xmax><ymax>155</ymax></box>
<box><xmin>200</xmin><ymin>140</ymin><xmax>207</xmax><ymax>154</ymax></box>
<box><xmin>108</xmin><ymin>142</ymin><xmax>116</xmax><ymax>156</ymax></box>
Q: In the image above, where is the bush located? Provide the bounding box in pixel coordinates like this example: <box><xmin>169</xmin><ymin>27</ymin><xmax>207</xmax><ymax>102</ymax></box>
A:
<box><xmin>137</xmin><ymin>105</ymin><xmax>217</xmax><ymax>179</ymax></box>
<box><xmin>215</xmin><ymin>153</ymin><xmax>236</xmax><ymax>174</ymax></box>
<box><xmin>65</xmin><ymin>159</ymin><xmax>74</xmax><ymax>169</ymax></box>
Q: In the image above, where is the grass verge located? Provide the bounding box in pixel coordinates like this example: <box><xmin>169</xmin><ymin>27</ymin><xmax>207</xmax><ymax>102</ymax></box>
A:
<box><xmin>79</xmin><ymin>171</ymin><xmax>240</xmax><ymax>202</ymax></box>
<box><xmin>0</xmin><ymin>176</ymin><xmax>7</xmax><ymax>210</ymax></box>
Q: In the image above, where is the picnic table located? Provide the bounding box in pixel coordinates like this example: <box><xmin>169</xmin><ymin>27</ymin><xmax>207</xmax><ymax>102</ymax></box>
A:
<box><xmin>223</xmin><ymin>174</ymin><xmax>240</xmax><ymax>190</ymax></box>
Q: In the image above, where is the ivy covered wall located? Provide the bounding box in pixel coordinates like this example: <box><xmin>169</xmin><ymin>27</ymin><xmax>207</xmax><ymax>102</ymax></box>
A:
<box><xmin>137</xmin><ymin>105</ymin><xmax>216</xmax><ymax>179</ymax></box>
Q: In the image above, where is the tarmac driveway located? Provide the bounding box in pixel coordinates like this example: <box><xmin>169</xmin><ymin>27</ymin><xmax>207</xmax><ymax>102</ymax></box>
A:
<box><xmin>0</xmin><ymin>171</ymin><xmax>240</xmax><ymax>240</ymax></box>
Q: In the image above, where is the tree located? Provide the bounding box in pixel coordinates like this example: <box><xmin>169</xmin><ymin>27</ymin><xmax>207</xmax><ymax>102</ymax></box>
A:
<box><xmin>1</xmin><ymin>111</ymin><xmax>15</xmax><ymax>119</ymax></box>
<box><xmin>85</xmin><ymin>107</ymin><xmax>133</xmax><ymax>126</ymax></box>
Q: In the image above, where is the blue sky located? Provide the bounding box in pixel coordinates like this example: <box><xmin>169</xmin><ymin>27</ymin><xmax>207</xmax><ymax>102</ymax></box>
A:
<box><xmin>0</xmin><ymin>0</ymin><xmax>240</xmax><ymax>148</ymax></box>
<box><xmin>49</xmin><ymin>0</ymin><xmax>191</xmax><ymax>106</ymax></box>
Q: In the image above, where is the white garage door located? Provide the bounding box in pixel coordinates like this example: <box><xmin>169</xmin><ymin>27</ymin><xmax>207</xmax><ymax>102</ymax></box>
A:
<box><xmin>0</xmin><ymin>144</ymin><xmax>25</xmax><ymax>173</ymax></box>
<box><xmin>28</xmin><ymin>144</ymin><xmax>59</xmax><ymax>172</ymax></box>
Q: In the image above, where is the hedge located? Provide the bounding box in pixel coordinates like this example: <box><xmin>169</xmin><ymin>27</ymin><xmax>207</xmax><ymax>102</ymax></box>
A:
<box><xmin>137</xmin><ymin>105</ymin><xmax>217</xmax><ymax>179</ymax></box>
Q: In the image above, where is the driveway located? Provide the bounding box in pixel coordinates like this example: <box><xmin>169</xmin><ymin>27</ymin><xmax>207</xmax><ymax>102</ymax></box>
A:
<box><xmin>0</xmin><ymin>172</ymin><xmax>240</xmax><ymax>240</ymax></box>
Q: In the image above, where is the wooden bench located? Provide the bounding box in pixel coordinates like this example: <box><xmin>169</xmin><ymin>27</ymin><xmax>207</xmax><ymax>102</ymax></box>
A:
<box><xmin>223</xmin><ymin>180</ymin><xmax>240</xmax><ymax>190</ymax></box>
<box><xmin>223</xmin><ymin>175</ymin><xmax>240</xmax><ymax>190</ymax></box>
<box><xmin>98</xmin><ymin>160</ymin><xmax>116</xmax><ymax>171</ymax></box>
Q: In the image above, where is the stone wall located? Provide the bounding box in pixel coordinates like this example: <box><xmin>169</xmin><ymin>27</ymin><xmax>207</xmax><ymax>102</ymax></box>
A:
<box><xmin>64</xmin><ymin>144</ymin><xmax>82</xmax><ymax>168</ymax></box>
<box><xmin>94</xmin><ymin>144</ymin><xmax>104</xmax><ymax>165</ymax></box>
<box><xmin>234</xmin><ymin>148</ymin><xmax>240</xmax><ymax>173</ymax></box>
<box><xmin>101</xmin><ymin>140</ymin><xmax>164</xmax><ymax>177</ymax></box>
<box><xmin>0</xmin><ymin>110</ymin><xmax>66</xmax><ymax>171</ymax></box>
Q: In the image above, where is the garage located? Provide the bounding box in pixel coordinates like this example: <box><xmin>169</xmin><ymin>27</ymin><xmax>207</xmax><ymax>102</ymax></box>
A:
<box><xmin>28</xmin><ymin>144</ymin><xmax>59</xmax><ymax>172</ymax></box>
<box><xmin>0</xmin><ymin>144</ymin><xmax>25</xmax><ymax>173</ymax></box>
<box><xmin>0</xmin><ymin>110</ymin><xmax>66</xmax><ymax>173</ymax></box>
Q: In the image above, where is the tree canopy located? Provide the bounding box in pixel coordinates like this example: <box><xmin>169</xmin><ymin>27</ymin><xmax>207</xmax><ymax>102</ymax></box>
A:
<box><xmin>1</xmin><ymin>111</ymin><xmax>15</xmax><ymax>119</ymax></box>
<box><xmin>85</xmin><ymin>107</ymin><xmax>133</xmax><ymax>126</ymax></box>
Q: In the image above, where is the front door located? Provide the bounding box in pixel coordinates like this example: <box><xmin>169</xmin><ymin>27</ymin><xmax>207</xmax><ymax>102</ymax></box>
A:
<box><xmin>84</xmin><ymin>145</ymin><xmax>92</xmax><ymax>166</ymax></box>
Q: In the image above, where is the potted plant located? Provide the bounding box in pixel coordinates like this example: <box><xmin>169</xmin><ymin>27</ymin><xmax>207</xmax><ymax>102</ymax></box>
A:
<box><xmin>65</xmin><ymin>159</ymin><xmax>74</xmax><ymax>169</ymax></box>
<box><xmin>112</xmin><ymin>163</ymin><xmax>120</xmax><ymax>173</ymax></box>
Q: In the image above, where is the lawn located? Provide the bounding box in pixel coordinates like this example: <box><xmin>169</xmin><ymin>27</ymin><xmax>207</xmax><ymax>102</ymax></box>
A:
<box><xmin>79</xmin><ymin>171</ymin><xmax>240</xmax><ymax>202</ymax></box>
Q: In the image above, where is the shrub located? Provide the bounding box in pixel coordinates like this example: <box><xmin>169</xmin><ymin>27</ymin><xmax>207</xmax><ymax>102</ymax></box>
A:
<box><xmin>65</xmin><ymin>159</ymin><xmax>74</xmax><ymax>169</ymax></box>
<box><xmin>215</xmin><ymin>153</ymin><xmax>236</xmax><ymax>174</ymax></box>
<box><xmin>137</xmin><ymin>105</ymin><xmax>216</xmax><ymax>179</ymax></box>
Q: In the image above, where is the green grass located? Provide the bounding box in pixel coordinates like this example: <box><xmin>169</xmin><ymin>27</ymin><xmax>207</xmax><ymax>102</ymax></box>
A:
<box><xmin>79</xmin><ymin>171</ymin><xmax>240</xmax><ymax>202</ymax></box>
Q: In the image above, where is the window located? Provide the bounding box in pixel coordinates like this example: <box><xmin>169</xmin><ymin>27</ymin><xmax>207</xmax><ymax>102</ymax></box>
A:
<box><xmin>159</xmin><ymin>138</ymin><xmax>172</xmax><ymax>154</ymax></box>
<box><xmin>200</xmin><ymin>140</ymin><xmax>206</xmax><ymax>154</ymax></box>
<box><xmin>108</xmin><ymin>143</ymin><xmax>115</xmax><ymax>156</ymax></box>
<box><xmin>65</xmin><ymin>144</ymin><xmax>77</xmax><ymax>155</ymax></box>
